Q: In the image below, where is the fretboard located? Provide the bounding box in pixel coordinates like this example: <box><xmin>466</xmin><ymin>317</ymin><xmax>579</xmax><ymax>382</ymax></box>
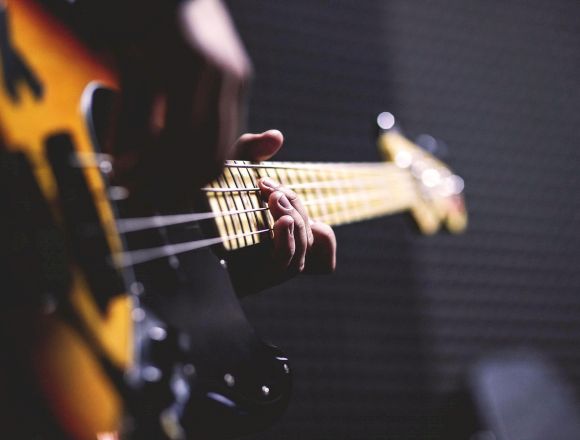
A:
<box><xmin>204</xmin><ymin>161</ymin><xmax>418</xmax><ymax>251</ymax></box>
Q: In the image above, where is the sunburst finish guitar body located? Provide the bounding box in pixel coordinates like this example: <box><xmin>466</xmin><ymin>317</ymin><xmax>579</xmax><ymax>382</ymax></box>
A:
<box><xmin>0</xmin><ymin>1</ymin><xmax>466</xmax><ymax>438</ymax></box>
<box><xmin>0</xmin><ymin>1</ymin><xmax>130</xmax><ymax>438</ymax></box>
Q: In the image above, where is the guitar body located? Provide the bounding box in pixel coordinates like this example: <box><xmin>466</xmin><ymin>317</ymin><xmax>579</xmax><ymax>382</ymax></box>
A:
<box><xmin>0</xmin><ymin>0</ymin><xmax>130</xmax><ymax>438</ymax></box>
<box><xmin>0</xmin><ymin>1</ymin><xmax>291</xmax><ymax>438</ymax></box>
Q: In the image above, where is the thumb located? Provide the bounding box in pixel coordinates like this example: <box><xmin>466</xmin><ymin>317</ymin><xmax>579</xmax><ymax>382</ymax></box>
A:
<box><xmin>235</xmin><ymin>129</ymin><xmax>284</xmax><ymax>161</ymax></box>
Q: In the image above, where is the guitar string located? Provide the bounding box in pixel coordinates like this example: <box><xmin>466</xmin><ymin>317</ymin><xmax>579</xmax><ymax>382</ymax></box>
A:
<box><xmin>72</xmin><ymin>154</ymin><xmax>418</xmax><ymax>263</ymax></box>
<box><xmin>116</xmin><ymin>170</ymin><xmax>414</xmax><ymax>233</ymax></box>
<box><xmin>301</xmin><ymin>187</ymin><xmax>414</xmax><ymax>208</ymax></box>
<box><xmin>116</xmin><ymin>182</ymin><xmax>417</xmax><ymax>233</ymax></box>
<box><xmin>313</xmin><ymin>196</ymin><xmax>412</xmax><ymax>224</ymax></box>
<box><xmin>97</xmin><ymin>155</ymin><xmax>413</xmax><ymax>228</ymax></box>
<box><xmin>224</xmin><ymin>164</ymin><xmax>412</xmax><ymax>185</ymax></box>
<box><xmin>200</xmin><ymin>173</ymin><xmax>413</xmax><ymax>193</ymax></box>
<box><xmin>226</xmin><ymin>166</ymin><xmax>253</xmax><ymax>247</ymax></box>
<box><xmin>72</xmin><ymin>154</ymin><xmax>446</xmax><ymax>266</ymax></box>
<box><xmin>74</xmin><ymin>153</ymin><xmax>431</xmax><ymax>197</ymax></box>
<box><xmin>240</xmin><ymin>164</ymin><xmax>267</xmax><ymax>244</ymax></box>
<box><xmin>223</xmin><ymin>162</ymin><xmax>397</xmax><ymax>172</ymax></box>
<box><xmin>114</xmin><ymin>191</ymin><xmax>415</xmax><ymax>268</ymax></box>
<box><xmin>113</xmin><ymin>228</ymin><xmax>273</xmax><ymax>268</ymax></box>
<box><xmin>72</xmin><ymin>153</ymin><xmax>417</xmax><ymax>212</ymax></box>
<box><xmin>72</xmin><ymin>152</ymin><xmax>404</xmax><ymax>174</ymax></box>
<box><xmin>116</xmin><ymin>206</ymin><xmax>269</xmax><ymax>233</ymax></box>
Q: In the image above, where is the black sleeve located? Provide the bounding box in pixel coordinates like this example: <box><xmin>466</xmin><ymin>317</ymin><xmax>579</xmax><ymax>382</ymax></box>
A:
<box><xmin>37</xmin><ymin>0</ymin><xmax>179</xmax><ymax>49</ymax></box>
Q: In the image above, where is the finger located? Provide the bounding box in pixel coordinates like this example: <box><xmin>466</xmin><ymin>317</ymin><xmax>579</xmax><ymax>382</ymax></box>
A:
<box><xmin>259</xmin><ymin>179</ymin><xmax>314</xmax><ymax>247</ymax></box>
<box><xmin>272</xmin><ymin>215</ymin><xmax>295</xmax><ymax>272</ymax></box>
<box><xmin>305</xmin><ymin>221</ymin><xmax>337</xmax><ymax>274</ymax></box>
<box><xmin>235</xmin><ymin>129</ymin><xmax>284</xmax><ymax>161</ymax></box>
<box><xmin>257</xmin><ymin>176</ymin><xmax>280</xmax><ymax>199</ymax></box>
<box><xmin>268</xmin><ymin>191</ymin><xmax>308</xmax><ymax>272</ymax></box>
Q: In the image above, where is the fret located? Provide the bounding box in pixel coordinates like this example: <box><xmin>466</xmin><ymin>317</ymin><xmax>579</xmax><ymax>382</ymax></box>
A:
<box><xmin>318</xmin><ymin>167</ymin><xmax>338</xmax><ymax>220</ymax></box>
<box><xmin>240</xmin><ymin>163</ymin><xmax>262</xmax><ymax>244</ymax></box>
<box><xmin>345</xmin><ymin>169</ymin><xmax>366</xmax><ymax>220</ymax></box>
<box><xmin>347</xmin><ymin>170</ymin><xmax>361</xmax><ymax>223</ymax></box>
<box><xmin>359</xmin><ymin>171</ymin><xmax>378</xmax><ymax>219</ymax></box>
<box><xmin>236</xmin><ymin>163</ymin><xmax>256</xmax><ymax>230</ymax></box>
<box><xmin>283</xmin><ymin>166</ymin><xmax>300</xmax><ymax>205</ymax></box>
<box><xmin>312</xmin><ymin>167</ymin><xmax>329</xmax><ymax>220</ymax></box>
<box><xmin>254</xmin><ymin>163</ymin><xmax>277</xmax><ymax>239</ymax></box>
<box><xmin>209</xmin><ymin>179</ymin><xmax>236</xmax><ymax>250</ymax></box>
<box><xmin>301</xmin><ymin>167</ymin><xmax>319</xmax><ymax>219</ymax></box>
<box><xmin>303</xmin><ymin>189</ymin><xmax>396</xmax><ymax>213</ymax></box>
<box><xmin>274</xmin><ymin>166</ymin><xmax>291</xmax><ymax>190</ymax></box>
<box><xmin>355</xmin><ymin>173</ymin><xmax>371</xmax><ymax>223</ymax></box>
<box><xmin>220</xmin><ymin>174</ymin><xmax>246</xmax><ymax>249</ymax></box>
<box><xmin>324</xmin><ymin>166</ymin><xmax>339</xmax><ymax>222</ymax></box>
<box><xmin>316</xmin><ymin>191</ymin><xmax>410</xmax><ymax>225</ymax></box>
<box><xmin>325</xmin><ymin>166</ymin><xmax>341</xmax><ymax>221</ymax></box>
<box><xmin>393</xmin><ymin>170</ymin><xmax>416</xmax><ymax>210</ymax></box>
<box><xmin>227</xmin><ymin>164</ymin><xmax>254</xmax><ymax>246</ymax></box>
<box><xmin>296</xmin><ymin>167</ymin><xmax>319</xmax><ymax>217</ymax></box>
<box><xmin>238</xmin><ymin>163</ymin><xmax>270</xmax><ymax>244</ymax></box>
<box><xmin>217</xmin><ymin>173</ymin><xmax>235</xmax><ymax>248</ymax></box>
<box><xmin>337</xmin><ymin>167</ymin><xmax>353</xmax><ymax>224</ymax></box>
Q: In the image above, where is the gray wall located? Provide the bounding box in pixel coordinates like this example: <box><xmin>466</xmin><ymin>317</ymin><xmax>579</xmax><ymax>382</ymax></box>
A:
<box><xmin>226</xmin><ymin>1</ymin><xmax>580</xmax><ymax>438</ymax></box>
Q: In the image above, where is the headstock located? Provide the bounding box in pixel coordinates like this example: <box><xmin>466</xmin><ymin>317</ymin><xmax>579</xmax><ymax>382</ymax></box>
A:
<box><xmin>376</xmin><ymin>112</ymin><xmax>468</xmax><ymax>235</ymax></box>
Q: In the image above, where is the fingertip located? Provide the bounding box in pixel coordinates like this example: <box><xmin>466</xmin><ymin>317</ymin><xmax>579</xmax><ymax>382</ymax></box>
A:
<box><xmin>263</xmin><ymin>129</ymin><xmax>284</xmax><ymax>146</ymax></box>
<box><xmin>249</xmin><ymin>129</ymin><xmax>283</xmax><ymax>161</ymax></box>
<box><xmin>287</xmin><ymin>218</ymin><xmax>295</xmax><ymax>237</ymax></box>
<box><xmin>298</xmin><ymin>259</ymin><xmax>306</xmax><ymax>273</ymax></box>
<box><xmin>273</xmin><ymin>215</ymin><xmax>295</xmax><ymax>268</ymax></box>
<box><xmin>235</xmin><ymin>129</ymin><xmax>284</xmax><ymax>161</ymax></box>
<box><xmin>259</xmin><ymin>177</ymin><xmax>279</xmax><ymax>192</ymax></box>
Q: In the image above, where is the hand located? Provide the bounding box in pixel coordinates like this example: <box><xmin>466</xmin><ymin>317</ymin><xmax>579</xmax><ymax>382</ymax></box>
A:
<box><xmin>228</xmin><ymin>130</ymin><xmax>336</xmax><ymax>294</ymax></box>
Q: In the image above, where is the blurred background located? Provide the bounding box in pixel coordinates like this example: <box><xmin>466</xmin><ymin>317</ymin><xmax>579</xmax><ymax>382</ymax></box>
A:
<box><xmin>225</xmin><ymin>1</ymin><xmax>580</xmax><ymax>439</ymax></box>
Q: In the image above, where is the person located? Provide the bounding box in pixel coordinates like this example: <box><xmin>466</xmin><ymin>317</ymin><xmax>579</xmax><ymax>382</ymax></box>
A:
<box><xmin>104</xmin><ymin>0</ymin><xmax>337</xmax><ymax>287</ymax></box>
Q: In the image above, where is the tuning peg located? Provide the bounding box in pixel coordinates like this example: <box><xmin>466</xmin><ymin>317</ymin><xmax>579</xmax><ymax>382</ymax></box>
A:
<box><xmin>415</xmin><ymin>134</ymin><xmax>448</xmax><ymax>159</ymax></box>
<box><xmin>376</xmin><ymin>112</ymin><xmax>397</xmax><ymax>131</ymax></box>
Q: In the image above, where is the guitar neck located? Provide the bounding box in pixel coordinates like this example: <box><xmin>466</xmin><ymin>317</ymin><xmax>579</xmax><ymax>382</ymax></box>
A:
<box><xmin>204</xmin><ymin>160</ymin><xmax>418</xmax><ymax>251</ymax></box>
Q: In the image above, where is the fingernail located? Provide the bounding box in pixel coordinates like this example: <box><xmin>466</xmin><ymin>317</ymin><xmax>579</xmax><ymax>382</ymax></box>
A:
<box><xmin>288</xmin><ymin>221</ymin><xmax>294</xmax><ymax>237</ymax></box>
<box><xmin>261</xmin><ymin>177</ymin><xmax>278</xmax><ymax>190</ymax></box>
<box><xmin>277</xmin><ymin>193</ymin><xmax>292</xmax><ymax>210</ymax></box>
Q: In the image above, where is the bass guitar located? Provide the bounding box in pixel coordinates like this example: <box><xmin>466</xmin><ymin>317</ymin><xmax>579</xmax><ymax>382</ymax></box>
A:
<box><xmin>0</xmin><ymin>0</ymin><xmax>466</xmax><ymax>438</ymax></box>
